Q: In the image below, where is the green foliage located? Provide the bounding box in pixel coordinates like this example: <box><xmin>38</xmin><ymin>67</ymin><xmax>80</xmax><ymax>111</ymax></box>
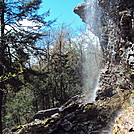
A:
<box><xmin>3</xmin><ymin>88</ymin><xmax>35</xmax><ymax>128</ymax></box>
<box><xmin>0</xmin><ymin>68</ymin><xmax>24</xmax><ymax>82</ymax></box>
<box><xmin>36</xmin><ymin>26</ymin><xmax>82</xmax><ymax>105</ymax></box>
<box><xmin>1</xmin><ymin>0</ymin><xmax>54</xmax><ymax>130</ymax></box>
<box><xmin>3</xmin><ymin>24</ymin><xmax>83</xmax><ymax>129</ymax></box>
<box><xmin>0</xmin><ymin>0</ymin><xmax>53</xmax><ymax>90</ymax></box>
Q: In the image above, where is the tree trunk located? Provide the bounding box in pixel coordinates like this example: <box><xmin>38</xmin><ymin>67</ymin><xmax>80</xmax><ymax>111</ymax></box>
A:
<box><xmin>0</xmin><ymin>90</ymin><xmax>3</xmax><ymax>134</ymax></box>
<box><xmin>0</xmin><ymin>0</ymin><xmax>5</xmax><ymax>133</ymax></box>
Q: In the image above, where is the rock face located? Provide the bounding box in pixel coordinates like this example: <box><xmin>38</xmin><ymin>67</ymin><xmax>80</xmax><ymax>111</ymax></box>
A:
<box><xmin>74</xmin><ymin>1</ymin><xmax>103</xmax><ymax>37</ymax></box>
<box><xmin>112</xmin><ymin>105</ymin><xmax>134</xmax><ymax>134</ymax></box>
<box><xmin>96</xmin><ymin>0</ymin><xmax>134</xmax><ymax>100</ymax></box>
<box><xmin>75</xmin><ymin>0</ymin><xmax>134</xmax><ymax>101</ymax></box>
<box><xmin>74</xmin><ymin>2</ymin><xmax>86</xmax><ymax>23</ymax></box>
<box><xmin>33</xmin><ymin>108</ymin><xmax>59</xmax><ymax>120</ymax></box>
<box><xmin>7</xmin><ymin>92</ymin><xmax>132</xmax><ymax>134</ymax></box>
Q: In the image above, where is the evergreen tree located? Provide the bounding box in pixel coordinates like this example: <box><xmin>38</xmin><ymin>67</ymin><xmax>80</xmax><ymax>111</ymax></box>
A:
<box><xmin>0</xmin><ymin>0</ymin><xmax>53</xmax><ymax>132</ymax></box>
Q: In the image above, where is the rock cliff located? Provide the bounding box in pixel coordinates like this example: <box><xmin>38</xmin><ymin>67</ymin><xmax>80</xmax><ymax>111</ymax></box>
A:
<box><xmin>113</xmin><ymin>105</ymin><xmax>134</xmax><ymax>134</ymax></box>
<box><xmin>74</xmin><ymin>0</ymin><xmax>134</xmax><ymax>133</ymax></box>
<box><xmin>74</xmin><ymin>0</ymin><xmax>134</xmax><ymax>101</ymax></box>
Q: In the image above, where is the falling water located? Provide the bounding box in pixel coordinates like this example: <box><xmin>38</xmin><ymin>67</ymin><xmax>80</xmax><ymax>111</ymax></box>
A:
<box><xmin>82</xmin><ymin>0</ymin><xmax>102</xmax><ymax>103</ymax></box>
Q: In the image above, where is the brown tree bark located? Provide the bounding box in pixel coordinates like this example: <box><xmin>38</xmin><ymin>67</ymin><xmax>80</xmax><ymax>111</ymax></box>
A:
<box><xmin>0</xmin><ymin>0</ymin><xmax>5</xmax><ymax>133</ymax></box>
<box><xmin>0</xmin><ymin>90</ymin><xmax>3</xmax><ymax>134</ymax></box>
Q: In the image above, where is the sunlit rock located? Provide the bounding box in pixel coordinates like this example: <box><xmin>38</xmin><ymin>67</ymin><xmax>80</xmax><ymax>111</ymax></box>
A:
<box><xmin>33</xmin><ymin>108</ymin><xmax>59</xmax><ymax>120</ymax></box>
<box><xmin>112</xmin><ymin>105</ymin><xmax>134</xmax><ymax>134</ymax></box>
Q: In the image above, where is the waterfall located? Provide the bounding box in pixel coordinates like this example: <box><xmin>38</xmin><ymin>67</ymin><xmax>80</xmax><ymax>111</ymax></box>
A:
<box><xmin>82</xmin><ymin>0</ymin><xmax>102</xmax><ymax>103</ymax></box>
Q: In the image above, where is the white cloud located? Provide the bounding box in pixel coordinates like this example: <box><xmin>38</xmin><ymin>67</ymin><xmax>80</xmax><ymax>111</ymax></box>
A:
<box><xmin>5</xmin><ymin>18</ymin><xmax>42</xmax><ymax>32</ymax></box>
<box><xmin>19</xmin><ymin>19</ymin><xmax>35</xmax><ymax>27</ymax></box>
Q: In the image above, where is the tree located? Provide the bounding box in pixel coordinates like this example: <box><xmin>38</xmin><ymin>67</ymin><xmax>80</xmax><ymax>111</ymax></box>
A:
<box><xmin>29</xmin><ymin>24</ymin><xmax>83</xmax><ymax>108</ymax></box>
<box><xmin>2</xmin><ymin>23</ymin><xmax>84</xmax><ymax>128</ymax></box>
<box><xmin>3</xmin><ymin>88</ymin><xmax>35</xmax><ymax>128</ymax></box>
<box><xmin>0</xmin><ymin>0</ymin><xmax>53</xmax><ymax>132</ymax></box>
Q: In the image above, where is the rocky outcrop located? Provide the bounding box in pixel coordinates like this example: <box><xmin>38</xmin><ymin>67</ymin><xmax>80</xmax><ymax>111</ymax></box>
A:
<box><xmin>74</xmin><ymin>1</ymin><xmax>103</xmax><ymax>37</ymax></box>
<box><xmin>33</xmin><ymin>108</ymin><xmax>59</xmax><ymax>120</ymax></box>
<box><xmin>74</xmin><ymin>2</ymin><xmax>87</xmax><ymax>23</ymax></box>
<box><xmin>6</xmin><ymin>90</ymin><xmax>132</xmax><ymax>134</ymax></box>
<box><xmin>74</xmin><ymin>0</ymin><xmax>134</xmax><ymax>133</ymax></box>
<box><xmin>75</xmin><ymin>0</ymin><xmax>134</xmax><ymax>101</ymax></box>
<box><xmin>112</xmin><ymin>105</ymin><xmax>134</xmax><ymax>134</ymax></box>
<box><xmin>97</xmin><ymin>0</ymin><xmax>134</xmax><ymax>99</ymax></box>
<box><xmin>97</xmin><ymin>0</ymin><xmax>134</xmax><ymax>133</ymax></box>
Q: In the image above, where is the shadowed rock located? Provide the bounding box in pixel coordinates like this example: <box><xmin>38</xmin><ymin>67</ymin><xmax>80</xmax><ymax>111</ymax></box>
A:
<box><xmin>33</xmin><ymin>108</ymin><xmax>59</xmax><ymax>120</ymax></box>
<box><xmin>74</xmin><ymin>2</ymin><xmax>87</xmax><ymax>23</ymax></box>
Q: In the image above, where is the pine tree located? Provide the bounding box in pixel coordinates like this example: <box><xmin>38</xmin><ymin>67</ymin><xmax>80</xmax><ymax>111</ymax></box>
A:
<box><xmin>0</xmin><ymin>0</ymin><xmax>53</xmax><ymax>132</ymax></box>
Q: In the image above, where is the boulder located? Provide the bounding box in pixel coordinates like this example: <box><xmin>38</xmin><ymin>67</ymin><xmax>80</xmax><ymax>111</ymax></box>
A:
<box><xmin>60</xmin><ymin>119</ymin><xmax>72</xmax><ymax>131</ymax></box>
<box><xmin>112</xmin><ymin>105</ymin><xmax>134</xmax><ymax>134</ymax></box>
<box><xmin>33</xmin><ymin>107</ymin><xmax>59</xmax><ymax>120</ymax></box>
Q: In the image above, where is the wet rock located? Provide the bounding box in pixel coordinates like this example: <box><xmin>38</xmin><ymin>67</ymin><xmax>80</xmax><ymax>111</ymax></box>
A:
<box><xmin>98</xmin><ymin>0</ymin><xmax>110</xmax><ymax>8</ymax></box>
<box><xmin>33</xmin><ymin>108</ymin><xmax>59</xmax><ymax>120</ymax></box>
<box><xmin>75</xmin><ymin>113</ymin><xmax>89</xmax><ymax>122</ymax></box>
<box><xmin>90</xmin><ymin>131</ymin><xmax>100</xmax><ymax>134</ymax></box>
<box><xmin>129</xmin><ymin>68</ymin><xmax>134</xmax><ymax>85</ymax></box>
<box><xmin>11</xmin><ymin>126</ymin><xmax>22</xmax><ymax>132</ymax></box>
<box><xmin>76</xmin><ymin>131</ymin><xmax>85</xmax><ymax>134</ymax></box>
<box><xmin>64</xmin><ymin>112</ymin><xmax>76</xmax><ymax>121</ymax></box>
<box><xmin>130</xmin><ymin>73</ymin><xmax>134</xmax><ymax>82</ymax></box>
<box><xmin>60</xmin><ymin>103</ymin><xmax>79</xmax><ymax>116</ymax></box>
<box><xmin>60</xmin><ymin>119</ymin><xmax>72</xmax><ymax>131</ymax></box>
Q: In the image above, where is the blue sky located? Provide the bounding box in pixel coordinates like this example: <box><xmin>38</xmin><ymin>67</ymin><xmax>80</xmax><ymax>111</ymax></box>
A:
<box><xmin>40</xmin><ymin>0</ymin><xmax>85</xmax><ymax>28</ymax></box>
